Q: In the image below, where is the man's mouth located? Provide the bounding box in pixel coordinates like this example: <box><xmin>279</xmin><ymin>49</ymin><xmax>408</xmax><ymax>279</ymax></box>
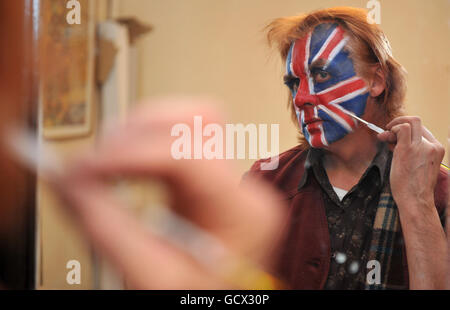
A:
<box><xmin>304</xmin><ymin>118</ymin><xmax>322</xmax><ymax>126</ymax></box>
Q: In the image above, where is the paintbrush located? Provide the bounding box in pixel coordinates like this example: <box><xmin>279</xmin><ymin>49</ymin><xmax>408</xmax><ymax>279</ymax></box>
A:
<box><xmin>339</xmin><ymin>109</ymin><xmax>385</xmax><ymax>134</ymax></box>
<box><xmin>315</xmin><ymin>104</ymin><xmax>385</xmax><ymax>134</ymax></box>
<box><xmin>339</xmin><ymin>109</ymin><xmax>432</xmax><ymax>144</ymax></box>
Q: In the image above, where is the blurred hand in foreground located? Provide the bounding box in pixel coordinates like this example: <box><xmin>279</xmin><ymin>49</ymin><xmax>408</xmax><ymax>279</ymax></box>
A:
<box><xmin>51</xmin><ymin>98</ymin><xmax>286</xmax><ymax>289</ymax></box>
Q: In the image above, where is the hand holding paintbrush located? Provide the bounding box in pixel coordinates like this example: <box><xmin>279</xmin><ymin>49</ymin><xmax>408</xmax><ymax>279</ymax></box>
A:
<box><xmin>340</xmin><ymin>108</ymin><xmax>437</xmax><ymax>146</ymax></box>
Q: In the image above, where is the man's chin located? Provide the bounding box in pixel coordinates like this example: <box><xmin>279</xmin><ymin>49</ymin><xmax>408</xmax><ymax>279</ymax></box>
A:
<box><xmin>308</xmin><ymin>132</ymin><xmax>349</xmax><ymax>149</ymax></box>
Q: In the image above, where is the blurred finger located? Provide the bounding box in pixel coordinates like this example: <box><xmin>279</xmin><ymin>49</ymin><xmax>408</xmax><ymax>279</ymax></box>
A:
<box><xmin>78</xmin><ymin>101</ymin><xmax>229</xmax><ymax>182</ymax></box>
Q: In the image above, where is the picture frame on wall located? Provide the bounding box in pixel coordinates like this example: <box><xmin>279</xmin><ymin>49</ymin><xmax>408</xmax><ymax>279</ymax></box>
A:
<box><xmin>40</xmin><ymin>0</ymin><xmax>95</xmax><ymax>139</ymax></box>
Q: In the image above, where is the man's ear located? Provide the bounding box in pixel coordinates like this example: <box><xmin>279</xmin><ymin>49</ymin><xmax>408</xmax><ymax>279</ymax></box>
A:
<box><xmin>369</xmin><ymin>65</ymin><xmax>386</xmax><ymax>97</ymax></box>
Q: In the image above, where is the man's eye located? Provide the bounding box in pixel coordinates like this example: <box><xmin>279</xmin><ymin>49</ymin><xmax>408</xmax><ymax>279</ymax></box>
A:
<box><xmin>284</xmin><ymin>78</ymin><xmax>300</xmax><ymax>92</ymax></box>
<box><xmin>312</xmin><ymin>70</ymin><xmax>331</xmax><ymax>83</ymax></box>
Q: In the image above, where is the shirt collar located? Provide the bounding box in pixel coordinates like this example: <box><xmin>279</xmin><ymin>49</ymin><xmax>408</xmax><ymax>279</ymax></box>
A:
<box><xmin>298</xmin><ymin>142</ymin><xmax>391</xmax><ymax>191</ymax></box>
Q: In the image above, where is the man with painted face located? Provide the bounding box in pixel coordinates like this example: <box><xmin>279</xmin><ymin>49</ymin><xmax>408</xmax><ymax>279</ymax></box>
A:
<box><xmin>247</xmin><ymin>7</ymin><xmax>449</xmax><ymax>289</ymax></box>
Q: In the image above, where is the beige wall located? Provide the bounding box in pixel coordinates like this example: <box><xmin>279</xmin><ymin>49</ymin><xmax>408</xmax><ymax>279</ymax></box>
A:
<box><xmin>116</xmin><ymin>0</ymin><xmax>449</xmax><ymax>171</ymax></box>
<box><xmin>37</xmin><ymin>141</ymin><xmax>95</xmax><ymax>289</ymax></box>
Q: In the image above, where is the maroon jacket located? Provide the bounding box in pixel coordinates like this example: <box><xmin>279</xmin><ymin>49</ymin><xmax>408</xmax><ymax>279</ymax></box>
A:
<box><xmin>247</xmin><ymin>145</ymin><xmax>449</xmax><ymax>289</ymax></box>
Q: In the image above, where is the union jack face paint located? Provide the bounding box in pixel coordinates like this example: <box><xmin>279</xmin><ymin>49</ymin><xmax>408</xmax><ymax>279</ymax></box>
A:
<box><xmin>285</xmin><ymin>23</ymin><xmax>369</xmax><ymax>148</ymax></box>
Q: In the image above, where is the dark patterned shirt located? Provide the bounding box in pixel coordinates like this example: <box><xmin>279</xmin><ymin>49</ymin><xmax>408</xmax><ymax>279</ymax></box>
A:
<box><xmin>298</xmin><ymin>143</ymin><xmax>391</xmax><ymax>290</ymax></box>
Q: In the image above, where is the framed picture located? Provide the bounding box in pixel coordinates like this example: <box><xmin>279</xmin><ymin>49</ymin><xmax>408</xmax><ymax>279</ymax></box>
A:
<box><xmin>40</xmin><ymin>0</ymin><xmax>95</xmax><ymax>139</ymax></box>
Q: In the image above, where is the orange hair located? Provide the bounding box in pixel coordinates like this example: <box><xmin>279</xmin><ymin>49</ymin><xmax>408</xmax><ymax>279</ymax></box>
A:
<box><xmin>266</xmin><ymin>7</ymin><xmax>407</xmax><ymax>144</ymax></box>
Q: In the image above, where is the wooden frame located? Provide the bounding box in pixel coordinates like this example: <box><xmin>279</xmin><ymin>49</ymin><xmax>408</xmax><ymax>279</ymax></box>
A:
<box><xmin>0</xmin><ymin>0</ymin><xmax>38</xmax><ymax>289</ymax></box>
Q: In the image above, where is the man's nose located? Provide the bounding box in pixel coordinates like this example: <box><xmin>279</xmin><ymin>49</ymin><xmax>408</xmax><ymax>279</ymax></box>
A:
<box><xmin>294</xmin><ymin>92</ymin><xmax>319</xmax><ymax>109</ymax></box>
